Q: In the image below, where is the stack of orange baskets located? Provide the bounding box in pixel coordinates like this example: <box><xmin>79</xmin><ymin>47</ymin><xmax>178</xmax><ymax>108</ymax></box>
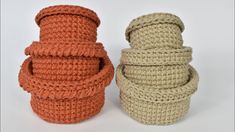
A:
<box><xmin>18</xmin><ymin>5</ymin><xmax>114</xmax><ymax>124</ymax></box>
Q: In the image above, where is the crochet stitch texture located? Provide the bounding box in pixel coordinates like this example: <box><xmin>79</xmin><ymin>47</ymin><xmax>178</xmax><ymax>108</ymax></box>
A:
<box><xmin>116</xmin><ymin>13</ymin><xmax>199</xmax><ymax>125</ymax></box>
<box><xmin>18</xmin><ymin>5</ymin><xmax>114</xmax><ymax>123</ymax></box>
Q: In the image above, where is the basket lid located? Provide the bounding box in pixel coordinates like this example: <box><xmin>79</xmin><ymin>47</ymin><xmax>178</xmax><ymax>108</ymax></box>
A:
<box><xmin>125</xmin><ymin>13</ymin><xmax>184</xmax><ymax>42</ymax></box>
<box><xmin>35</xmin><ymin>5</ymin><xmax>100</xmax><ymax>26</ymax></box>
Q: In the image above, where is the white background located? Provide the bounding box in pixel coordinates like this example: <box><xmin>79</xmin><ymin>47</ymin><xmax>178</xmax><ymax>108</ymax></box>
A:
<box><xmin>1</xmin><ymin>0</ymin><xmax>234</xmax><ymax>132</ymax></box>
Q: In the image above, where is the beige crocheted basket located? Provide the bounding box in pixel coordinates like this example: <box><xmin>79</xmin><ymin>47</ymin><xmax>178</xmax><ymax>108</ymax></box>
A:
<box><xmin>116</xmin><ymin>13</ymin><xmax>199</xmax><ymax>125</ymax></box>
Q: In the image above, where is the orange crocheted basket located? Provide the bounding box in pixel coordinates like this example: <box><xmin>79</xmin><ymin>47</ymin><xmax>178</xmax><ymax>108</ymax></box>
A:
<box><xmin>18</xmin><ymin>5</ymin><xmax>114</xmax><ymax>124</ymax></box>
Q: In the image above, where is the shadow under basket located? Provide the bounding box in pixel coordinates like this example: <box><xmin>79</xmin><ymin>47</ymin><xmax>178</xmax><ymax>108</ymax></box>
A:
<box><xmin>30</xmin><ymin>91</ymin><xmax>104</xmax><ymax>124</ymax></box>
<box><xmin>120</xmin><ymin>92</ymin><xmax>190</xmax><ymax>125</ymax></box>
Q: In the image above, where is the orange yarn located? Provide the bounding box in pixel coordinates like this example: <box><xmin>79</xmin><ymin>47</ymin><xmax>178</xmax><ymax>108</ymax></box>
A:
<box><xmin>18</xmin><ymin>5</ymin><xmax>114</xmax><ymax>123</ymax></box>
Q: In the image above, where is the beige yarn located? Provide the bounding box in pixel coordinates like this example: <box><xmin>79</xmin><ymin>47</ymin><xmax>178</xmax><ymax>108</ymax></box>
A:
<box><xmin>126</xmin><ymin>13</ymin><xmax>184</xmax><ymax>49</ymax></box>
<box><xmin>121</xmin><ymin>47</ymin><xmax>192</xmax><ymax>65</ymax></box>
<box><xmin>124</xmin><ymin>65</ymin><xmax>190</xmax><ymax>88</ymax></box>
<box><xmin>116</xmin><ymin>13</ymin><xmax>199</xmax><ymax>125</ymax></box>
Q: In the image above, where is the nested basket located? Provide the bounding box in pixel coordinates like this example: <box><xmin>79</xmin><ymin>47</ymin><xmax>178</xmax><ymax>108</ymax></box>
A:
<box><xmin>19</xmin><ymin>57</ymin><xmax>113</xmax><ymax>123</ymax></box>
<box><xmin>32</xmin><ymin>5</ymin><xmax>101</xmax><ymax>81</ymax></box>
<box><xmin>26</xmin><ymin>41</ymin><xmax>106</xmax><ymax>82</ymax></box>
<box><xmin>117</xmin><ymin>65</ymin><xmax>198</xmax><ymax>125</ymax></box>
<box><xmin>125</xmin><ymin>13</ymin><xmax>184</xmax><ymax>49</ymax></box>
<box><xmin>35</xmin><ymin>5</ymin><xmax>100</xmax><ymax>42</ymax></box>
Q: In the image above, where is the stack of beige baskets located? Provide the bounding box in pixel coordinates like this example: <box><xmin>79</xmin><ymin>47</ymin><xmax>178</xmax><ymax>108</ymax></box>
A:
<box><xmin>116</xmin><ymin>13</ymin><xmax>199</xmax><ymax>125</ymax></box>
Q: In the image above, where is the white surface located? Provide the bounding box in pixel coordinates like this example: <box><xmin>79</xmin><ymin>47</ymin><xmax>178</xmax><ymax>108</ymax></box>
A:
<box><xmin>1</xmin><ymin>0</ymin><xmax>234</xmax><ymax>132</ymax></box>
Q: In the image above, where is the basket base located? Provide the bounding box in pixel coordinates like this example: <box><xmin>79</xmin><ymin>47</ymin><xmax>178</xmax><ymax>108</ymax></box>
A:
<box><xmin>30</xmin><ymin>91</ymin><xmax>104</xmax><ymax>124</ymax></box>
<box><xmin>120</xmin><ymin>92</ymin><xmax>190</xmax><ymax>125</ymax></box>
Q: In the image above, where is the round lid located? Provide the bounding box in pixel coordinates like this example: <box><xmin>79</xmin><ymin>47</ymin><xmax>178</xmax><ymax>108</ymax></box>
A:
<box><xmin>125</xmin><ymin>13</ymin><xmax>184</xmax><ymax>42</ymax></box>
<box><xmin>35</xmin><ymin>5</ymin><xmax>100</xmax><ymax>26</ymax></box>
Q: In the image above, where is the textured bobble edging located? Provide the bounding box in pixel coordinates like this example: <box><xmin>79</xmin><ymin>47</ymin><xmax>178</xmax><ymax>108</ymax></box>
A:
<box><xmin>25</xmin><ymin>41</ymin><xmax>107</xmax><ymax>57</ymax></box>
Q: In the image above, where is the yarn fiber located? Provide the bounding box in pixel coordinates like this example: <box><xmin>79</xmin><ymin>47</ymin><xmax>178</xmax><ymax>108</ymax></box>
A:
<box><xmin>18</xmin><ymin>5</ymin><xmax>114</xmax><ymax>123</ymax></box>
<box><xmin>116</xmin><ymin>13</ymin><xmax>199</xmax><ymax>125</ymax></box>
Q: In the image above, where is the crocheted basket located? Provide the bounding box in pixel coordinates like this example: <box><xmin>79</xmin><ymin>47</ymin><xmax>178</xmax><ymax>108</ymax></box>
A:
<box><xmin>35</xmin><ymin>5</ymin><xmax>100</xmax><ymax>42</ymax></box>
<box><xmin>116</xmin><ymin>13</ymin><xmax>199</xmax><ymax>125</ymax></box>
<box><xmin>18</xmin><ymin>5</ymin><xmax>114</xmax><ymax>124</ymax></box>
